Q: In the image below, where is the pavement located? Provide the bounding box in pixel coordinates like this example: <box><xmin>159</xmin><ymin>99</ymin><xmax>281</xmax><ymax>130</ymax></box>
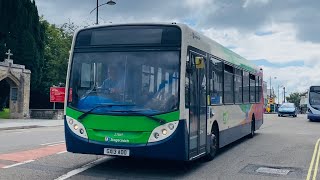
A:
<box><xmin>0</xmin><ymin>119</ymin><xmax>63</xmax><ymax>130</ymax></box>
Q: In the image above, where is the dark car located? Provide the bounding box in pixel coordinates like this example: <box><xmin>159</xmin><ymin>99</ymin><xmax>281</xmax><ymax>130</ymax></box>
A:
<box><xmin>278</xmin><ymin>103</ymin><xmax>297</xmax><ymax>117</ymax></box>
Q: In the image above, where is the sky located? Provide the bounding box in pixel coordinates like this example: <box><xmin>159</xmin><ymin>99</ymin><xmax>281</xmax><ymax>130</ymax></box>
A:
<box><xmin>35</xmin><ymin>0</ymin><xmax>320</xmax><ymax>97</ymax></box>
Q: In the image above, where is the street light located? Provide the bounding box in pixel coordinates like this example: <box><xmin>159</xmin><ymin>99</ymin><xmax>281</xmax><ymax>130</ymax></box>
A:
<box><xmin>278</xmin><ymin>85</ymin><xmax>283</xmax><ymax>104</ymax></box>
<box><xmin>269</xmin><ymin>76</ymin><xmax>277</xmax><ymax>98</ymax></box>
<box><xmin>90</xmin><ymin>0</ymin><xmax>116</xmax><ymax>25</ymax></box>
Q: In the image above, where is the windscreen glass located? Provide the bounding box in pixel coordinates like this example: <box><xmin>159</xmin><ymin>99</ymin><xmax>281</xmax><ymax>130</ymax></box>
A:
<box><xmin>310</xmin><ymin>86</ymin><xmax>320</xmax><ymax>110</ymax></box>
<box><xmin>68</xmin><ymin>51</ymin><xmax>180</xmax><ymax>115</ymax></box>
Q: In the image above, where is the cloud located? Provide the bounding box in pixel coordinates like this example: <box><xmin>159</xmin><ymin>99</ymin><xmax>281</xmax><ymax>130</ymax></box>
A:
<box><xmin>33</xmin><ymin>0</ymin><xmax>320</xmax><ymax>93</ymax></box>
<box><xmin>252</xmin><ymin>59</ymin><xmax>304</xmax><ymax>68</ymax></box>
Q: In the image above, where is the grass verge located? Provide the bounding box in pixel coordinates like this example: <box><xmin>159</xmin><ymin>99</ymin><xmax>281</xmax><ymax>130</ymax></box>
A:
<box><xmin>0</xmin><ymin>108</ymin><xmax>10</xmax><ymax>119</ymax></box>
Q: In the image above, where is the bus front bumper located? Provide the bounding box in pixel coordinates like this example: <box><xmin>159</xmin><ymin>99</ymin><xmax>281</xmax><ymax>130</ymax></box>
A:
<box><xmin>65</xmin><ymin>119</ymin><xmax>189</xmax><ymax>161</ymax></box>
<box><xmin>308</xmin><ymin>113</ymin><xmax>320</xmax><ymax>121</ymax></box>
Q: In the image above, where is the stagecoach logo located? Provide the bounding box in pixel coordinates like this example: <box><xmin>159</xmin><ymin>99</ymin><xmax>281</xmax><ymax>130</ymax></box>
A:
<box><xmin>105</xmin><ymin>136</ymin><xmax>111</xmax><ymax>142</ymax></box>
<box><xmin>105</xmin><ymin>136</ymin><xmax>129</xmax><ymax>143</ymax></box>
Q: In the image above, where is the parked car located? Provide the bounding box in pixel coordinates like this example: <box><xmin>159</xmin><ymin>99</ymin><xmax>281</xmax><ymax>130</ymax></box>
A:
<box><xmin>278</xmin><ymin>103</ymin><xmax>297</xmax><ymax>117</ymax></box>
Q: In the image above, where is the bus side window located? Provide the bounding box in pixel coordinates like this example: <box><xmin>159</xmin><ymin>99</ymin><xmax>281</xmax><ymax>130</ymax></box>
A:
<box><xmin>185</xmin><ymin>55</ymin><xmax>191</xmax><ymax>108</ymax></box>
<box><xmin>256</xmin><ymin>76</ymin><xmax>260</xmax><ymax>103</ymax></box>
<box><xmin>209</xmin><ymin>58</ymin><xmax>223</xmax><ymax>105</ymax></box>
<box><xmin>249</xmin><ymin>74</ymin><xmax>256</xmax><ymax>103</ymax></box>
<box><xmin>234</xmin><ymin>68</ymin><xmax>243</xmax><ymax>104</ymax></box>
<box><xmin>243</xmin><ymin>71</ymin><xmax>249</xmax><ymax>103</ymax></box>
<box><xmin>224</xmin><ymin>64</ymin><xmax>234</xmax><ymax>104</ymax></box>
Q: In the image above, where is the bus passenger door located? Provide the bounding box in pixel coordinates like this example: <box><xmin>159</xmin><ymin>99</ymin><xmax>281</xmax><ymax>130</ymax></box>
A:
<box><xmin>187</xmin><ymin>51</ymin><xmax>207</xmax><ymax>160</ymax></box>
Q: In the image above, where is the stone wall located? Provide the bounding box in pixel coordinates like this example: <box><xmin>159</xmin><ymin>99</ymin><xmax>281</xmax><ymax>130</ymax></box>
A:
<box><xmin>29</xmin><ymin>109</ymin><xmax>64</xmax><ymax>120</ymax></box>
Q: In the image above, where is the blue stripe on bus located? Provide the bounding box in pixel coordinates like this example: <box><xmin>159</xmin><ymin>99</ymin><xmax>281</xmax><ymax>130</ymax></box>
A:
<box><xmin>64</xmin><ymin>119</ymin><xmax>189</xmax><ymax>161</ymax></box>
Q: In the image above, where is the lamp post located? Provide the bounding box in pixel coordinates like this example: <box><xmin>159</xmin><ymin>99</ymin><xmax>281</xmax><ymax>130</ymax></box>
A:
<box><xmin>269</xmin><ymin>76</ymin><xmax>277</xmax><ymax>98</ymax></box>
<box><xmin>278</xmin><ymin>84</ymin><xmax>284</xmax><ymax>104</ymax></box>
<box><xmin>90</xmin><ymin>0</ymin><xmax>116</xmax><ymax>25</ymax></box>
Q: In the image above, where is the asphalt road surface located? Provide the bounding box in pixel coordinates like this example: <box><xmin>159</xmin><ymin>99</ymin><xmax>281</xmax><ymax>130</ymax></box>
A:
<box><xmin>0</xmin><ymin>114</ymin><xmax>319</xmax><ymax>180</ymax></box>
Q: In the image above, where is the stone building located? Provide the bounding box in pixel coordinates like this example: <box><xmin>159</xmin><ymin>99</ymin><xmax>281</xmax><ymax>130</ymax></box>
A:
<box><xmin>0</xmin><ymin>49</ymin><xmax>31</xmax><ymax>118</ymax></box>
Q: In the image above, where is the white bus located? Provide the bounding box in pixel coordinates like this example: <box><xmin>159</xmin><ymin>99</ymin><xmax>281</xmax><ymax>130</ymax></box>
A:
<box><xmin>308</xmin><ymin>86</ymin><xmax>320</xmax><ymax>121</ymax></box>
<box><xmin>64</xmin><ymin>23</ymin><xmax>264</xmax><ymax>161</ymax></box>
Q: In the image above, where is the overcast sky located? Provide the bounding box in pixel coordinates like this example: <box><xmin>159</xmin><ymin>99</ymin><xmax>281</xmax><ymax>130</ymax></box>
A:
<box><xmin>35</xmin><ymin>0</ymin><xmax>320</xmax><ymax>97</ymax></box>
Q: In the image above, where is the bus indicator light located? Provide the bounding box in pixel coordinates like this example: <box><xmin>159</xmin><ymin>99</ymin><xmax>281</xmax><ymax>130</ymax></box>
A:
<box><xmin>74</xmin><ymin>124</ymin><xmax>79</xmax><ymax>130</ymax></box>
<box><xmin>154</xmin><ymin>132</ymin><xmax>160</xmax><ymax>139</ymax></box>
<box><xmin>168</xmin><ymin>123</ymin><xmax>174</xmax><ymax>130</ymax></box>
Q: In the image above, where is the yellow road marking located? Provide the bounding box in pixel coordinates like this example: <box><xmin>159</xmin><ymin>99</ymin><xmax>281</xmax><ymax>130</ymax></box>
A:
<box><xmin>313</xmin><ymin>140</ymin><xmax>320</xmax><ymax>180</ymax></box>
<box><xmin>307</xmin><ymin>139</ymin><xmax>320</xmax><ymax>180</ymax></box>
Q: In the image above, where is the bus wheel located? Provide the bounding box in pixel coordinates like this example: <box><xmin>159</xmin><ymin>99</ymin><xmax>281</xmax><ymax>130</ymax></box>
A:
<box><xmin>204</xmin><ymin>126</ymin><xmax>219</xmax><ymax>161</ymax></box>
<box><xmin>248</xmin><ymin>117</ymin><xmax>255</xmax><ymax>138</ymax></box>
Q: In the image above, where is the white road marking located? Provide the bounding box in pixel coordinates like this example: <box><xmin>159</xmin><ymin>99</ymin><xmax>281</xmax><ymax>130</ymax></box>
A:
<box><xmin>56</xmin><ymin>151</ymin><xmax>67</xmax><ymax>155</ymax></box>
<box><xmin>2</xmin><ymin>160</ymin><xmax>35</xmax><ymax>169</ymax></box>
<box><xmin>54</xmin><ymin>157</ymin><xmax>109</xmax><ymax>180</ymax></box>
<box><xmin>40</xmin><ymin>141</ymin><xmax>65</xmax><ymax>146</ymax></box>
<box><xmin>48</xmin><ymin>143</ymin><xmax>65</xmax><ymax>147</ymax></box>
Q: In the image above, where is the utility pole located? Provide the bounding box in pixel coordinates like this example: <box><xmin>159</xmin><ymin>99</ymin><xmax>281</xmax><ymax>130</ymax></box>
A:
<box><xmin>270</xmin><ymin>76</ymin><xmax>272</xmax><ymax>98</ymax></box>
<box><xmin>277</xmin><ymin>84</ymin><xmax>280</xmax><ymax>104</ymax></box>
<box><xmin>283</xmin><ymin>87</ymin><xmax>286</xmax><ymax>103</ymax></box>
<box><xmin>96</xmin><ymin>0</ymin><xmax>99</xmax><ymax>25</ymax></box>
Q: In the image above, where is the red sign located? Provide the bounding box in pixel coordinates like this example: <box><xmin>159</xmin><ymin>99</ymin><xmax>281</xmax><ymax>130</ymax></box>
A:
<box><xmin>50</xmin><ymin>87</ymin><xmax>72</xmax><ymax>103</ymax></box>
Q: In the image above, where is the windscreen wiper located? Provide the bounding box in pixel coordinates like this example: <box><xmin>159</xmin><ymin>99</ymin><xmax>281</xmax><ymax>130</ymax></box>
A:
<box><xmin>110</xmin><ymin>110</ymin><xmax>166</xmax><ymax>125</ymax></box>
<box><xmin>78</xmin><ymin>103</ymin><xmax>135</xmax><ymax>121</ymax></box>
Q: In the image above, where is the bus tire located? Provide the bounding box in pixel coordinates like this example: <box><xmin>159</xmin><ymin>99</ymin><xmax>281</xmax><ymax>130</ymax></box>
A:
<box><xmin>248</xmin><ymin>116</ymin><xmax>255</xmax><ymax>138</ymax></box>
<box><xmin>204</xmin><ymin>124</ymin><xmax>219</xmax><ymax>161</ymax></box>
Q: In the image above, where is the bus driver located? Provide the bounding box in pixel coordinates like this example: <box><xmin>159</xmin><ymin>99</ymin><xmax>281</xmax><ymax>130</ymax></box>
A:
<box><xmin>100</xmin><ymin>65</ymin><xmax>124</xmax><ymax>94</ymax></box>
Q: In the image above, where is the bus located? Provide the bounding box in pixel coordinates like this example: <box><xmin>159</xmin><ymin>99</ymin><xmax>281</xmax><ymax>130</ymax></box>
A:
<box><xmin>308</xmin><ymin>86</ymin><xmax>320</xmax><ymax>121</ymax></box>
<box><xmin>64</xmin><ymin>23</ymin><xmax>264</xmax><ymax>161</ymax></box>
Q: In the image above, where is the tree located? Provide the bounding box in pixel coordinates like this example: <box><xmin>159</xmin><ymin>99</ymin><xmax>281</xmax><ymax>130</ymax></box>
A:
<box><xmin>286</xmin><ymin>92</ymin><xmax>301</xmax><ymax>107</ymax></box>
<box><xmin>28</xmin><ymin>19</ymin><xmax>74</xmax><ymax>109</ymax></box>
<box><xmin>0</xmin><ymin>0</ymin><xmax>45</xmax><ymax>108</ymax></box>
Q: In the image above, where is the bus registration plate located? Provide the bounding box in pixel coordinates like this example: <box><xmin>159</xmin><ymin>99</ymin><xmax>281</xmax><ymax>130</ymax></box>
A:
<box><xmin>104</xmin><ymin>148</ymin><xmax>130</xmax><ymax>156</ymax></box>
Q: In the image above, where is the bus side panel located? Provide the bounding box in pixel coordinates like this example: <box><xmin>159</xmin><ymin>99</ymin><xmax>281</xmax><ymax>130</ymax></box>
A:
<box><xmin>213</xmin><ymin>104</ymin><xmax>262</xmax><ymax>148</ymax></box>
<box><xmin>210</xmin><ymin>105</ymin><xmax>247</xmax><ymax>148</ymax></box>
<box><xmin>253</xmin><ymin>102</ymin><xmax>264</xmax><ymax>130</ymax></box>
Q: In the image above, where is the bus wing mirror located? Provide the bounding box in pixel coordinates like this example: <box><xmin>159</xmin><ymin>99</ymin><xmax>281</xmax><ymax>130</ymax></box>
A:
<box><xmin>195</xmin><ymin>57</ymin><xmax>205</xmax><ymax>69</ymax></box>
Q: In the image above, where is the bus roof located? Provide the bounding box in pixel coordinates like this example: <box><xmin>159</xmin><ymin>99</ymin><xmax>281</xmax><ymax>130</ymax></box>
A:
<box><xmin>177</xmin><ymin>23</ymin><xmax>260</xmax><ymax>73</ymax></box>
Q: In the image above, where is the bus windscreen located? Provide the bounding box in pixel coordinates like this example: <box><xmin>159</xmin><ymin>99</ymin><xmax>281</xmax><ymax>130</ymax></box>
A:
<box><xmin>310</xmin><ymin>86</ymin><xmax>320</xmax><ymax>109</ymax></box>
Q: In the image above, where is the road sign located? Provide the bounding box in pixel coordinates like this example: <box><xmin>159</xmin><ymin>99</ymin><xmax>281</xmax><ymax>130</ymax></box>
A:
<box><xmin>50</xmin><ymin>87</ymin><xmax>71</xmax><ymax>103</ymax></box>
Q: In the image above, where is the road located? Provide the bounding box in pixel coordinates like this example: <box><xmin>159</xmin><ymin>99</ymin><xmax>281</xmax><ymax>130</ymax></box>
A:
<box><xmin>0</xmin><ymin>114</ymin><xmax>319</xmax><ymax>180</ymax></box>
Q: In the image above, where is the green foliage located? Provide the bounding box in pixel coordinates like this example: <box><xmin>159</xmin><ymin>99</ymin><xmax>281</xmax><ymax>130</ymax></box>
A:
<box><xmin>40</xmin><ymin>20</ymin><xmax>73</xmax><ymax>95</ymax></box>
<box><xmin>1</xmin><ymin>0</ymin><xmax>75</xmax><ymax>108</ymax></box>
<box><xmin>286</xmin><ymin>92</ymin><xmax>301</xmax><ymax>107</ymax></box>
<box><xmin>0</xmin><ymin>0</ymin><xmax>45</xmax><ymax>90</ymax></box>
<box><xmin>0</xmin><ymin>108</ymin><xmax>10</xmax><ymax>119</ymax></box>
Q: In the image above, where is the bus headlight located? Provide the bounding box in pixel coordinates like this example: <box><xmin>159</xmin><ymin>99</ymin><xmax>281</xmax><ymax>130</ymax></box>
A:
<box><xmin>148</xmin><ymin>121</ymin><xmax>179</xmax><ymax>143</ymax></box>
<box><xmin>66</xmin><ymin>116</ymin><xmax>88</xmax><ymax>139</ymax></box>
<box><xmin>162</xmin><ymin>129</ymin><xmax>168</xmax><ymax>135</ymax></box>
